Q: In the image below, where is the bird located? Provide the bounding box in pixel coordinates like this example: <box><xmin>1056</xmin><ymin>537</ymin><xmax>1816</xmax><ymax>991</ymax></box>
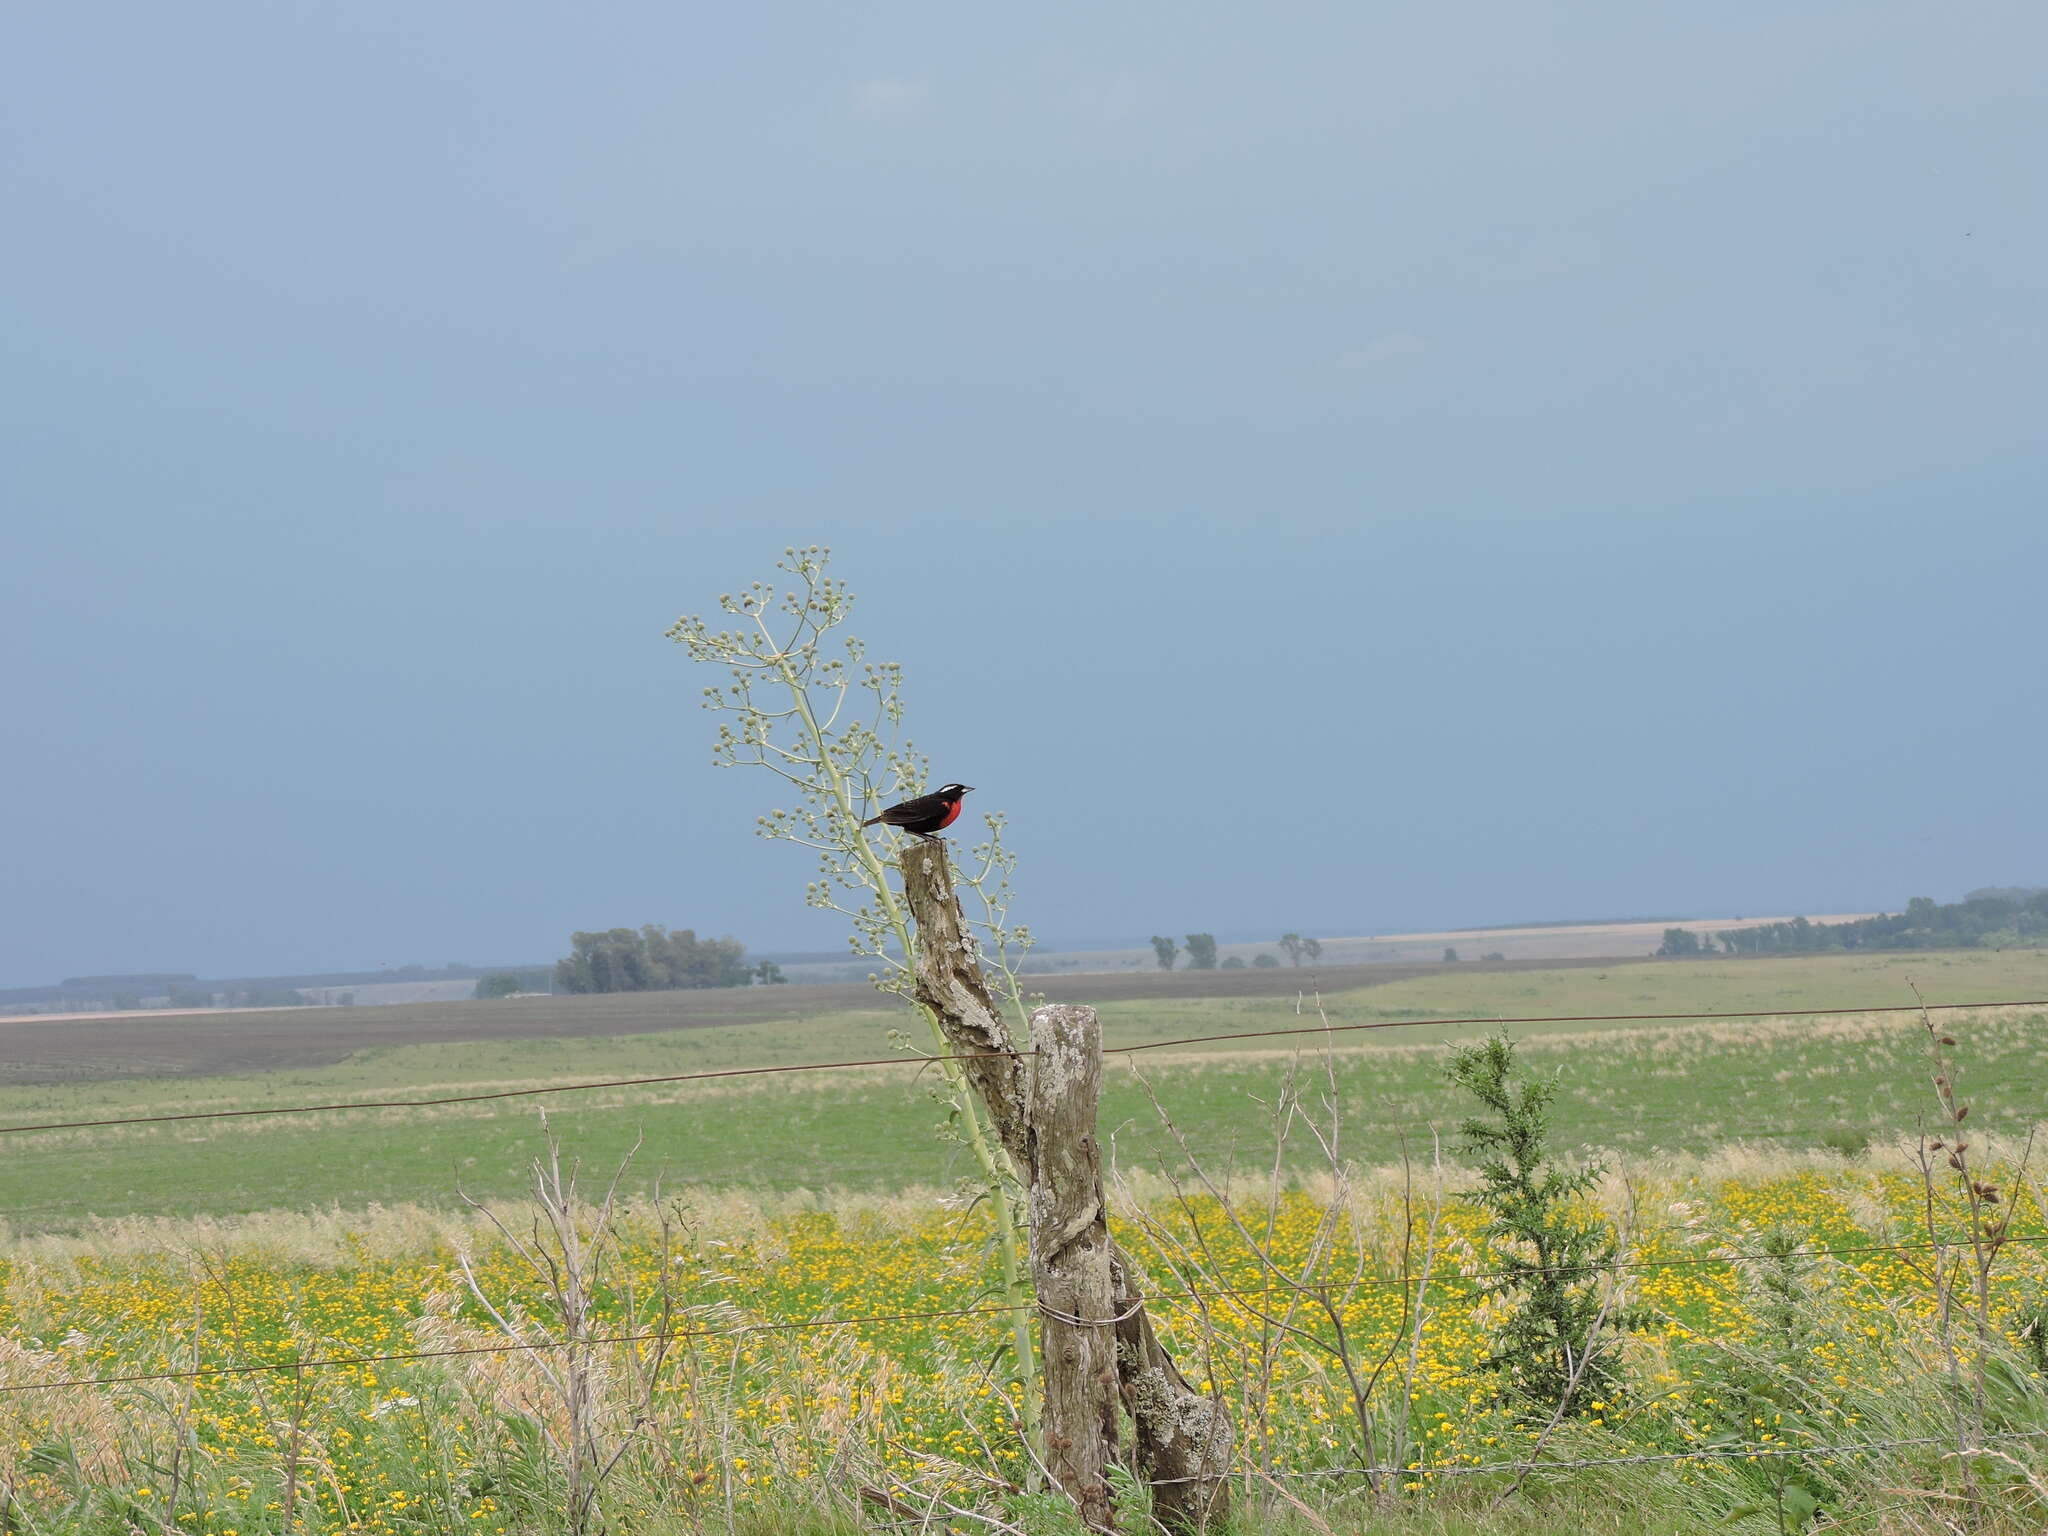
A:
<box><xmin>861</xmin><ymin>783</ymin><xmax>974</xmax><ymax>842</ymax></box>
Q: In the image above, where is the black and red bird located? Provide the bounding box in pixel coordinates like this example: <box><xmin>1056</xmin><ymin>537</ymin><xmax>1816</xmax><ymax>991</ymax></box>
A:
<box><xmin>862</xmin><ymin>783</ymin><xmax>974</xmax><ymax>842</ymax></box>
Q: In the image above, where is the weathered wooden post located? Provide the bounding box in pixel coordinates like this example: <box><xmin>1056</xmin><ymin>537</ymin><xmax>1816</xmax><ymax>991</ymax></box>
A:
<box><xmin>1027</xmin><ymin>1002</ymin><xmax>1119</xmax><ymax>1529</ymax></box>
<box><xmin>900</xmin><ymin>840</ymin><xmax>1233</xmax><ymax>1535</ymax></box>
<box><xmin>1109</xmin><ymin>1254</ymin><xmax>1233</xmax><ymax>1535</ymax></box>
<box><xmin>900</xmin><ymin>841</ymin><xmax>1032</xmax><ymax>1168</ymax></box>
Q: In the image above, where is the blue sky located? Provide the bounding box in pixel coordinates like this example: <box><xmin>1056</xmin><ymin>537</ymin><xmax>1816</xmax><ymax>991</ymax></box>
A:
<box><xmin>3</xmin><ymin>3</ymin><xmax>2043</xmax><ymax>986</ymax></box>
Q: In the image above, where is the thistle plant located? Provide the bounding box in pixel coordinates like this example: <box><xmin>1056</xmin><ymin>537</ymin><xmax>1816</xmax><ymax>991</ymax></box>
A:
<box><xmin>1445</xmin><ymin>1032</ymin><xmax>1641</xmax><ymax>1419</ymax></box>
<box><xmin>664</xmin><ymin>544</ymin><xmax>1040</xmax><ymax>1427</ymax></box>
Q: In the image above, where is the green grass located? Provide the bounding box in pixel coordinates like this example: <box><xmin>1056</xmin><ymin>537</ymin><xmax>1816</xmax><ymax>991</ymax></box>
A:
<box><xmin>4</xmin><ymin>949</ymin><xmax>2045</xmax><ymax>1234</ymax></box>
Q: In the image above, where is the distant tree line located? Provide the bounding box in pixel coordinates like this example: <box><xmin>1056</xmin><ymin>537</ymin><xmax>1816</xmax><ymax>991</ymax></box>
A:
<box><xmin>1147</xmin><ymin>933</ymin><xmax>1319</xmax><ymax>971</ymax></box>
<box><xmin>1657</xmin><ymin>888</ymin><xmax>2048</xmax><ymax>959</ymax></box>
<box><xmin>1276</xmin><ymin>934</ymin><xmax>1322</xmax><ymax>965</ymax></box>
<box><xmin>553</xmin><ymin>925</ymin><xmax>779</xmax><ymax>994</ymax></box>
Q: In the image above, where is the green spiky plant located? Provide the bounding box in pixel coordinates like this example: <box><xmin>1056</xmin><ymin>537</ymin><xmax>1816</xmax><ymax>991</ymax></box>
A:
<box><xmin>665</xmin><ymin>545</ymin><xmax>1040</xmax><ymax>1435</ymax></box>
<box><xmin>1445</xmin><ymin>1032</ymin><xmax>1641</xmax><ymax>1420</ymax></box>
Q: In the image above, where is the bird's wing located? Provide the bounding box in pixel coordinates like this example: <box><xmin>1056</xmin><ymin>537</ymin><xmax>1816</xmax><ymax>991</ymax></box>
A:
<box><xmin>876</xmin><ymin>790</ymin><xmax>947</xmax><ymax>824</ymax></box>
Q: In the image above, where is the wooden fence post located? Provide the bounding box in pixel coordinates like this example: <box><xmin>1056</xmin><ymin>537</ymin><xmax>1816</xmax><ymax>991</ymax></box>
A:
<box><xmin>901</xmin><ymin>841</ymin><xmax>1031</xmax><ymax>1170</ymax></box>
<box><xmin>900</xmin><ymin>840</ymin><xmax>1232</xmax><ymax>1535</ymax></box>
<box><xmin>1027</xmin><ymin>1003</ymin><xmax>1119</xmax><ymax>1530</ymax></box>
<box><xmin>1109</xmin><ymin>1254</ymin><xmax>1234</xmax><ymax>1535</ymax></box>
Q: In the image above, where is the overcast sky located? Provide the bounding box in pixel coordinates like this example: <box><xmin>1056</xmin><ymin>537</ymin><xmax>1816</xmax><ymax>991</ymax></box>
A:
<box><xmin>4</xmin><ymin>3</ymin><xmax>2043</xmax><ymax>987</ymax></box>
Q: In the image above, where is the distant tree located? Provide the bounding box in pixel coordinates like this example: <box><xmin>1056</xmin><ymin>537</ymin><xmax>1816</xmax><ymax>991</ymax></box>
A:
<box><xmin>1965</xmin><ymin>885</ymin><xmax>2047</xmax><ymax>904</ymax></box>
<box><xmin>1220</xmin><ymin>955</ymin><xmax>1246</xmax><ymax>970</ymax></box>
<box><xmin>1656</xmin><ymin>927</ymin><xmax>1704</xmax><ymax>958</ymax></box>
<box><xmin>1184</xmin><ymin>933</ymin><xmax>1218</xmax><ymax>970</ymax></box>
<box><xmin>475</xmin><ymin>973</ymin><xmax>524</xmax><ymax>1000</ymax></box>
<box><xmin>336</xmin><ymin>992</ymin><xmax>356</xmax><ymax>1007</ymax></box>
<box><xmin>1441</xmin><ymin>947</ymin><xmax>1460</xmax><ymax>964</ymax></box>
<box><xmin>753</xmin><ymin>960</ymin><xmax>788</xmax><ymax>984</ymax></box>
<box><xmin>166</xmin><ymin>986</ymin><xmax>214</xmax><ymax>1009</ymax></box>
<box><xmin>1277</xmin><ymin>933</ymin><xmax>1305</xmax><ymax>965</ymax></box>
<box><xmin>1300</xmin><ymin>937</ymin><xmax>1322</xmax><ymax>963</ymax></box>
<box><xmin>554</xmin><ymin>925</ymin><xmax>751</xmax><ymax>994</ymax></box>
<box><xmin>112</xmin><ymin>994</ymin><xmax>140</xmax><ymax>1010</ymax></box>
<box><xmin>556</xmin><ymin>928</ymin><xmax>642</xmax><ymax>994</ymax></box>
<box><xmin>650</xmin><ymin>926</ymin><xmax>751</xmax><ymax>988</ymax></box>
<box><xmin>1150</xmin><ymin>935</ymin><xmax>1178</xmax><ymax>971</ymax></box>
<box><xmin>1253</xmin><ymin>953</ymin><xmax>1280</xmax><ymax>968</ymax></box>
<box><xmin>1715</xmin><ymin>891</ymin><xmax>2048</xmax><ymax>956</ymax></box>
<box><xmin>1481</xmin><ymin>951</ymin><xmax>1506</xmax><ymax>963</ymax></box>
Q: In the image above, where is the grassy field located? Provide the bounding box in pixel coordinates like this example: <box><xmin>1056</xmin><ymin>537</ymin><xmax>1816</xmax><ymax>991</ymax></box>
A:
<box><xmin>0</xmin><ymin>957</ymin><xmax>1622</xmax><ymax>1083</ymax></box>
<box><xmin>5</xmin><ymin>948</ymin><xmax>2048</xmax><ymax>1533</ymax></box>
<box><xmin>4</xmin><ymin>1147</ymin><xmax>2044</xmax><ymax>1534</ymax></box>
<box><xmin>3</xmin><ymin>948</ymin><xmax>2044</xmax><ymax>1235</ymax></box>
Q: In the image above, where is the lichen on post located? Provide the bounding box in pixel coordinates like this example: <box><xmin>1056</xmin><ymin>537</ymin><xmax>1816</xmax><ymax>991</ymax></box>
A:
<box><xmin>1111</xmin><ymin>1248</ymin><xmax>1234</xmax><ymax>1535</ymax></box>
<box><xmin>1027</xmin><ymin>1002</ymin><xmax>1119</xmax><ymax>1530</ymax></box>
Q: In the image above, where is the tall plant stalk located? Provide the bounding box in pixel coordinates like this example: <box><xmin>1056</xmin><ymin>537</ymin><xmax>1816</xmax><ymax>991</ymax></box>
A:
<box><xmin>666</xmin><ymin>545</ymin><xmax>1039</xmax><ymax>1438</ymax></box>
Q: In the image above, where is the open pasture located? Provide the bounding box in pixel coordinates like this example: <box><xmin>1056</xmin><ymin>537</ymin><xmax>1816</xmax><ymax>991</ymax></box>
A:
<box><xmin>0</xmin><ymin>957</ymin><xmax>1629</xmax><ymax>1085</ymax></box>
<box><xmin>3</xmin><ymin>949</ymin><xmax>2047</xmax><ymax>1532</ymax></box>
<box><xmin>2</xmin><ymin>949</ymin><xmax>2044</xmax><ymax>1235</ymax></box>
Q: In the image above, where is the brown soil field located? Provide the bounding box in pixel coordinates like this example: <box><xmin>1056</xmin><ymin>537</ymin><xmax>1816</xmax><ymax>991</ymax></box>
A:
<box><xmin>0</xmin><ymin>956</ymin><xmax>1634</xmax><ymax>1085</ymax></box>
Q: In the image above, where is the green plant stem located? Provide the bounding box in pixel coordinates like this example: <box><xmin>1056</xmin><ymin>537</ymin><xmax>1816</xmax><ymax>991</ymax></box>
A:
<box><xmin>767</xmin><ymin>646</ymin><xmax>1042</xmax><ymax>1445</ymax></box>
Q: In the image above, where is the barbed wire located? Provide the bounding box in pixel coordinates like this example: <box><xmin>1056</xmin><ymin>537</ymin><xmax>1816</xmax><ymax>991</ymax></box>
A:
<box><xmin>2</xmin><ymin>996</ymin><xmax>2039</xmax><ymax>1139</ymax></box>
<box><xmin>5</xmin><ymin>1230</ymin><xmax>2043</xmax><ymax>1398</ymax></box>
